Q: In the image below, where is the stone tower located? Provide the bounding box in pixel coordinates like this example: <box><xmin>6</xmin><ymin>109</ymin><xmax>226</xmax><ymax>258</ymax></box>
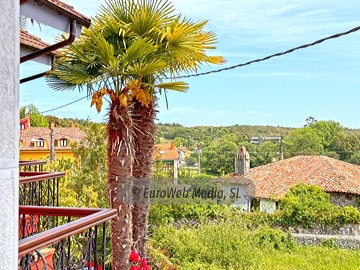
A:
<box><xmin>235</xmin><ymin>146</ymin><xmax>250</xmax><ymax>175</ymax></box>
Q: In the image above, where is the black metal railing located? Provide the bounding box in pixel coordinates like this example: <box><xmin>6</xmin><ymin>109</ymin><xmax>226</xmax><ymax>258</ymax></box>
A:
<box><xmin>18</xmin><ymin>206</ymin><xmax>117</xmax><ymax>270</ymax></box>
<box><xmin>19</xmin><ymin>171</ymin><xmax>65</xmax><ymax>207</ymax></box>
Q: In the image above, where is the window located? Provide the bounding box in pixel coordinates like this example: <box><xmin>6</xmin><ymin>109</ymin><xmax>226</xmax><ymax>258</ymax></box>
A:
<box><xmin>20</xmin><ymin>124</ymin><xmax>25</xmax><ymax>130</ymax></box>
<box><xmin>60</xmin><ymin>138</ymin><xmax>68</xmax><ymax>147</ymax></box>
<box><xmin>35</xmin><ymin>139</ymin><xmax>44</xmax><ymax>147</ymax></box>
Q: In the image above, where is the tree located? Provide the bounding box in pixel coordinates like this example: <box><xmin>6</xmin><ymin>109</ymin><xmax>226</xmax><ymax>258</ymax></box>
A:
<box><xmin>46</xmin><ymin>123</ymin><xmax>108</xmax><ymax>208</ymax></box>
<box><xmin>20</xmin><ymin>104</ymin><xmax>48</xmax><ymax>127</ymax></box>
<box><xmin>48</xmin><ymin>0</ymin><xmax>224</xmax><ymax>268</ymax></box>
<box><xmin>201</xmin><ymin>138</ymin><xmax>237</xmax><ymax>175</ymax></box>
<box><xmin>348</xmin><ymin>152</ymin><xmax>360</xmax><ymax>165</ymax></box>
<box><xmin>283</xmin><ymin>127</ymin><xmax>324</xmax><ymax>157</ymax></box>
<box><xmin>251</xmin><ymin>141</ymin><xmax>280</xmax><ymax>167</ymax></box>
<box><xmin>309</xmin><ymin>120</ymin><xmax>345</xmax><ymax>152</ymax></box>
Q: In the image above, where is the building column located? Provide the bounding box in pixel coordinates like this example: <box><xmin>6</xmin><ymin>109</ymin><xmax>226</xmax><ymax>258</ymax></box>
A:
<box><xmin>0</xmin><ymin>0</ymin><xmax>20</xmax><ymax>267</ymax></box>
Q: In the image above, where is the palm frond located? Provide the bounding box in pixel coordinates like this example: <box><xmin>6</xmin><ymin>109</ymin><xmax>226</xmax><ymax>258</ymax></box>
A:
<box><xmin>155</xmin><ymin>81</ymin><xmax>188</xmax><ymax>92</ymax></box>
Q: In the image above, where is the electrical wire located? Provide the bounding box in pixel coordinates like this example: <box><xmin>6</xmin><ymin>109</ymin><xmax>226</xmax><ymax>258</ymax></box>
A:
<box><xmin>177</xmin><ymin>25</ymin><xmax>360</xmax><ymax>79</ymax></box>
<box><xmin>40</xmin><ymin>95</ymin><xmax>89</xmax><ymax>114</ymax></box>
<box><xmin>39</xmin><ymin>25</ymin><xmax>360</xmax><ymax>114</ymax></box>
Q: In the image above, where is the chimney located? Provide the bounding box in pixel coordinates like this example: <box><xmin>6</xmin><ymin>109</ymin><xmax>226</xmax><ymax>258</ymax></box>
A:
<box><xmin>50</xmin><ymin>122</ymin><xmax>55</xmax><ymax>129</ymax></box>
<box><xmin>235</xmin><ymin>146</ymin><xmax>250</xmax><ymax>175</ymax></box>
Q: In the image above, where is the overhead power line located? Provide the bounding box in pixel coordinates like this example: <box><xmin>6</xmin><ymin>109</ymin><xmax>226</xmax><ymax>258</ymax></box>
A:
<box><xmin>40</xmin><ymin>95</ymin><xmax>88</xmax><ymax>114</ymax></box>
<box><xmin>177</xmin><ymin>25</ymin><xmax>360</xmax><ymax>79</ymax></box>
<box><xmin>39</xmin><ymin>25</ymin><xmax>360</xmax><ymax>114</ymax></box>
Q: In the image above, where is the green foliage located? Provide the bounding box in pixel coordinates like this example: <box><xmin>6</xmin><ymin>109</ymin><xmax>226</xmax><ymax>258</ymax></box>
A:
<box><xmin>150</xmin><ymin>221</ymin><xmax>360</xmax><ymax>269</ymax></box>
<box><xmin>20</xmin><ymin>104</ymin><xmax>49</xmax><ymax>127</ymax></box>
<box><xmin>151</xmin><ymin>222</ymin><xmax>260</xmax><ymax>269</ymax></box>
<box><xmin>280</xmin><ymin>183</ymin><xmax>360</xmax><ymax>227</ymax></box>
<box><xmin>46</xmin><ymin>123</ymin><xmax>108</xmax><ymax>208</ymax></box>
<box><xmin>201</xmin><ymin>137</ymin><xmax>238</xmax><ymax>175</ymax></box>
<box><xmin>284</xmin><ymin>127</ymin><xmax>324</xmax><ymax>156</ymax></box>
<box><xmin>321</xmin><ymin>238</ymin><xmax>338</xmax><ymax>248</ymax></box>
<box><xmin>335</xmin><ymin>206</ymin><xmax>360</xmax><ymax>224</ymax></box>
<box><xmin>309</xmin><ymin>120</ymin><xmax>345</xmax><ymax>151</ymax></box>
<box><xmin>148</xmin><ymin>203</ymin><xmax>232</xmax><ymax>228</ymax></box>
<box><xmin>251</xmin><ymin>140</ymin><xmax>281</xmax><ymax>166</ymax></box>
<box><xmin>348</xmin><ymin>152</ymin><xmax>360</xmax><ymax>165</ymax></box>
<box><xmin>251</xmin><ymin>225</ymin><xmax>296</xmax><ymax>251</ymax></box>
<box><xmin>280</xmin><ymin>183</ymin><xmax>333</xmax><ymax>227</ymax></box>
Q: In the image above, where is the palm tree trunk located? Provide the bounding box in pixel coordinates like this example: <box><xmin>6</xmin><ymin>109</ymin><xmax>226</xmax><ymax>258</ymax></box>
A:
<box><xmin>107</xmin><ymin>102</ymin><xmax>134</xmax><ymax>269</ymax></box>
<box><xmin>132</xmin><ymin>98</ymin><xmax>157</xmax><ymax>257</ymax></box>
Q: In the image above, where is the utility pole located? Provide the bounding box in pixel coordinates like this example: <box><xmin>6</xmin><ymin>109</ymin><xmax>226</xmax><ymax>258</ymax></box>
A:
<box><xmin>195</xmin><ymin>144</ymin><xmax>201</xmax><ymax>174</ymax></box>
<box><xmin>279</xmin><ymin>138</ymin><xmax>284</xmax><ymax>160</ymax></box>
<box><xmin>49</xmin><ymin>122</ymin><xmax>55</xmax><ymax>162</ymax></box>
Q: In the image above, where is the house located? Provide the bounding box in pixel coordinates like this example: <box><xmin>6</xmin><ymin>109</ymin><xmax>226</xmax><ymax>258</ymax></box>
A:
<box><xmin>20</xmin><ymin>118</ymin><xmax>86</xmax><ymax>160</ymax></box>
<box><xmin>20</xmin><ymin>115</ymin><xmax>31</xmax><ymax>130</ymax></box>
<box><xmin>250</xmin><ymin>136</ymin><xmax>282</xmax><ymax>145</ymax></box>
<box><xmin>217</xmin><ymin>151</ymin><xmax>360</xmax><ymax>213</ymax></box>
<box><xmin>1</xmin><ymin>0</ymin><xmax>92</xmax><ymax>267</ymax></box>
<box><xmin>154</xmin><ymin>141</ymin><xmax>188</xmax><ymax>178</ymax></box>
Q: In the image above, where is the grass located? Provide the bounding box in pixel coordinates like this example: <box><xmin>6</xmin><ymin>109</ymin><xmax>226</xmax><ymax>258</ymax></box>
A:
<box><xmin>149</xmin><ymin>222</ymin><xmax>360</xmax><ymax>270</ymax></box>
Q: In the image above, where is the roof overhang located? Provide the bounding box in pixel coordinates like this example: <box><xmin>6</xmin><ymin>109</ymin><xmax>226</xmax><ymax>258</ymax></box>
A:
<box><xmin>20</xmin><ymin>0</ymin><xmax>90</xmax><ymax>35</ymax></box>
<box><xmin>20</xmin><ymin>30</ymin><xmax>55</xmax><ymax>65</ymax></box>
<box><xmin>19</xmin><ymin>0</ymin><xmax>91</xmax><ymax>82</ymax></box>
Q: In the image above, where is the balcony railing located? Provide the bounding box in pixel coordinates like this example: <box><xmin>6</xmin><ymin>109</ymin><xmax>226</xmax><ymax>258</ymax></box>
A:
<box><xmin>19</xmin><ymin>206</ymin><xmax>117</xmax><ymax>270</ymax></box>
<box><xmin>19</xmin><ymin>160</ymin><xmax>47</xmax><ymax>172</ymax></box>
<box><xmin>19</xmin><ymin>171</ymin><xmax>65</xmax><ymax>206</ymax></box>
<box><xmin>18</xmin><ymin>160</ymin><xmax>116</xmax><ymax>269</ymax></box>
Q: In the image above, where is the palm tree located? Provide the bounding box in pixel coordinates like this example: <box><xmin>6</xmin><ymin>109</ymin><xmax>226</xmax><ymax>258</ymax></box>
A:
<box><xmin>47</xmin><ymin>0</ymin><xmax>224</xmax><ymax>268</ymax></box>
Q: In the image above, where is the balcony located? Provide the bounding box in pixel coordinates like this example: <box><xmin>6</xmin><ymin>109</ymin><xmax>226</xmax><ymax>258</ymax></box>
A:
<box><xmin>19</xmin><ymin>170</ymin><xmax>65</xmax><ymax>207</ymax></box>
<box><xmin>18</xmin><ymin>161</ymin><xmax>116</xmax><ymax>270</ymax></box>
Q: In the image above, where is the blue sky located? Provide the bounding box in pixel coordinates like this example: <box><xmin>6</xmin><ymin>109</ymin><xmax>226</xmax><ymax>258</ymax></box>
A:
<box><xmin>20</xmin><ymin>0</ymin><xmax>360</xmax><ymax>128</ymax></box>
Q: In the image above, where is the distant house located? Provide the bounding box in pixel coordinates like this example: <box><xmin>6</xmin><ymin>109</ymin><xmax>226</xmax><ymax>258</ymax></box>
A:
<box><xmin>19</xmin><ymin>115</ymin><xmax>31</xmax><ymax>130</ymax></box>
<box><xmin>217</xmin><ymin>154</ymin><xmax>360</xmax><ymax>213</ymax></box>
<box><xmin>20</xmin><ymin>119</ymin><xmax>86</xmax><ymax>160</ymax></box>
<box><xmin>153</xmin><ymin>141</ymin><xmax>188</xmax><ymax>178</ymax></box>
<box><xmin>250</xmin><ymin>136</ymin><xmax>282</xmax><ymax>145</ymax></box>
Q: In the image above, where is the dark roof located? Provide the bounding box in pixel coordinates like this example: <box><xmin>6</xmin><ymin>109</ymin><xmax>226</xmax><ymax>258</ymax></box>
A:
<box><xmin>217</xmin><ymin>155</ymin><xmax>360</xmax><ymax>199</ymax></box>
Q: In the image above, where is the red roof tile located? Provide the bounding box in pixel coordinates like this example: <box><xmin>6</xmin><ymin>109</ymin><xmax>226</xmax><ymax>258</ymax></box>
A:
<box><xmin>20</xmin><ymin>125</ymin><xmax>86</xmax><ymax>150</ymax></box>
<box><xmin>154</xmin><ymin>142</ymin><xmax>188</xmax><ymax>161</ymax></box>
<box><xmin>20</xmin><ymin>29</ymin><xmax>55</xmax><ymax>53</ymax></box>
<box><xmin>221</xmin><ymin>155</ymin><xmax>360</xmax><ymax>199</ymax></box>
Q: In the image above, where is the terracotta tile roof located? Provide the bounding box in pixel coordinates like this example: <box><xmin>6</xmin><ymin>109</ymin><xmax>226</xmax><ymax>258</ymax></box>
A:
<box><xmin>219</xmin><ymin>155</ymin><xmax>360</xmax><ymax>199</ymax></box>
<box><xmin>20</xmin><ymin>29</ymin><xmax>55</xmax><ymax>54</ymax></box>
<box><xmin>20</xmin><ymin>125</ymin><xmax>86</xmax><ymax>150</ymax></box>
<box><xmin>155</xmin><ymin>142</ymin><xmax>176</xmax><ymax>150</ymax></box>
<box><xmin>154</xmin><ymin>142</ymin><xmax>187</xmax><ymax>161</ymax></box>
<box><xmin>21</xmin><ymin>0</ymin><xmax>91</xmax><ymax>28</ymax></box>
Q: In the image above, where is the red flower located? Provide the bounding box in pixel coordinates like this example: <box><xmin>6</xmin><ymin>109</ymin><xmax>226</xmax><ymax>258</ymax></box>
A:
<box><xmin>140</xmin><ymin>257</ymin><xmax>149</xmax><ymax>268</ymax></box>
<box><xmin>130</xmin><ymin>266</ymin><xmax>141</xmax><ymax>270</ymax></box>
<box><xmin>129</xmin><ymin>250</ymin><xmax>140</xmax><ymax>263</ymax></box>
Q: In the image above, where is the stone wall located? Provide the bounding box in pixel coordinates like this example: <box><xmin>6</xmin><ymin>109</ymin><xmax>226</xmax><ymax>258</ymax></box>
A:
<box><xmin>293</xmin><ymin>234</ymin><xmax>360</xmax><ymax>249</ymax></box>
<box><xmin>289</xmin><ymin>223</ymin><xmax>360</xmax><ymax>236</ymax></box>
<box><xmin>330</xmin><ymin>192</ymin><xmax>359</xmax><ymax>207</ymax></box>
<box><xmin>290</xmin><ymin>224</ymin><xmax>360</xmax><ymax>249</ymax></box>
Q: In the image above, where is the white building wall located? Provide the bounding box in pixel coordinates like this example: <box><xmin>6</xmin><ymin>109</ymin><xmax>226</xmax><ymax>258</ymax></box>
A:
<box><xmin>0</xmin><ymin>0</ymin><xmax>19</xmax><ymax>268</ymax></box>
<box><xmin>222</xmin><ymin>184</ymin><xmax>249</xmax><ymax>211</ymax></box>
<box><xmin>259</xmin><ymin>199</ymin><xmax>276</xmax><ymax>213</ymax></box>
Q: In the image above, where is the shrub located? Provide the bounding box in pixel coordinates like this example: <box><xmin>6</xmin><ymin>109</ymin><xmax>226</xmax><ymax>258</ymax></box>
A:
<box><xmin>321</xmin><ymin>238</ymin><xmax>338</xmax><ymax>248</ymax></box>
<box><xmin>280</xmin><ymin>183</ymin><xmax>333</xmax><ymax>228</ymax></box>
<box><xmin>251</xmin><ymin>226</ymin><xmax>295</xmax><ymax>251</ymax></box>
